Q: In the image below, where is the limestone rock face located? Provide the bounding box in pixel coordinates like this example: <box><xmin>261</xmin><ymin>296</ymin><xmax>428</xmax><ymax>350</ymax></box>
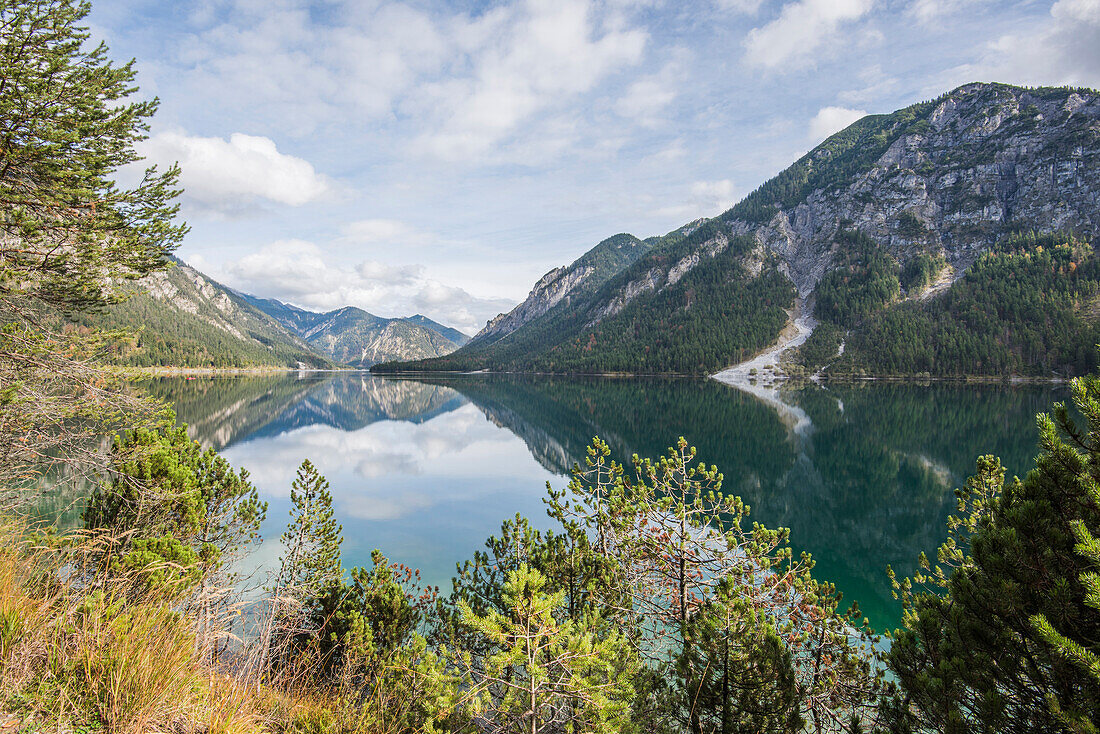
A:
<box><xmin>594</xmin><ymin>83</ymin><xmax>1100</xmax><ymax>313</ymax></box>
<box><xmin>240</xmin><ymin>297</ymin><xmax>470</xmax><ymax>368</ymax></box>
<box><xmin>469</xmin><ymin>232</ymin><xmax>650</xmax><ymax>345</ymax></box>
<box><xmin>476</xmin><ymin>264</ymin><xmax>596</xmax><ymax>342</ymax></box>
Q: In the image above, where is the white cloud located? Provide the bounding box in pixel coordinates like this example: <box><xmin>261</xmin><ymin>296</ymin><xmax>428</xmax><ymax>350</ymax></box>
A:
<box><xmin>837</xmin><ymin>64</ymin><xmax>897</xmax><ymax>106</ymax></box>
<box><xmin>141</xmin><ymin>131</ymin><xmax>331</xmax><ymax>213</ymax></box>
<box><xmin>654</xmin><ymin>179</ymin><xmax>739</xmax><ymax>220</ymax></box>
<box><xmin>615</xmin><ymin>60</ymin><xmax>682</xmax><ymax>121</ymax></box>
<box><xmin>211</xmin><ymin>239</ymin><xmax>515</xmax><ymax>334</ymax></box>
<box><xmin>743</xmin><ymin>0</ymin><xmax>874</xmax><ymax>70</ymax></box>
<box><xmin>412</xmin><ymin>0</ymin><xmax>648</xmax><ymax>160</ymax></box>
<box><xmin>908</xmin><ymin>0</ymin><xmax>987</xmax><ymax>24</ymax></box>
<box><xmin>339</xmin><ymin>219</ymin><xmax>436</xmax><ymax>247</ymax></box>
<box><xmin>162</xmin><ymin>0</ymin><xmax>652</xmax><ymax>165</ymax></box>
<box><xmin>690</xmin><ymin>179</ymin><xmax>738</xmax><ymax>211</ymax></box>
<box><xmin>808</xmin><ymin>106</ymin><xmax>867</xmax><ymax>142</ymax></box>
<box><xmin>355</xmin><ymin>261</ymin><xmax>424</xmax><ymax>286</ymax></box>
<box><xmin>947</xmin><ymin>0</ymin><xmax>1100</xmax><ymax>89</ymax></box>
<box><xmin>714</xmin><ymin>0</ymin><xmax>765</xmax><ymax>13</ymax></box>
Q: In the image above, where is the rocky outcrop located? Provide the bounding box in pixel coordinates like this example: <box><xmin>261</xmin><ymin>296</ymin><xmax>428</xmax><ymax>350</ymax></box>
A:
<box><xmin>477</xmin><ymin>264</ymin><xmax>596</xmax><ymax>342</ymax></box>
<box><xmin>590</xmin><ymin>83</ymin><xmax>1100</xmax><ymax>316</ymax></box>
<box><xmin>733</xmin><ymin>86</ymin><xmax>1099</xmax><ymax>298</ymax></box>
<box><xmin>241</xmin><ymin>297</ymin><xmax>469</xmax><ymax>368</ymax></box>
<box><xmin>470</xmin><ymin>233</ymin><xmax>650</xmax><ymax>345</ymax></box>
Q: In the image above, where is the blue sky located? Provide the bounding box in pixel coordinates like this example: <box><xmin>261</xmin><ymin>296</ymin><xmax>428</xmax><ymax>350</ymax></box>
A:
<box><xmin>92</xmin><ymin>0</ymin><xmax>1100</xmax><ymax>333</ymax></box>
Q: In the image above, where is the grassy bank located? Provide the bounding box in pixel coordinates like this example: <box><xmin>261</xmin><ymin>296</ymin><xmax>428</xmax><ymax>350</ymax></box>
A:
<box><xmin>0</xmin><ymin>518</ymin><xmax>365</xmax><ymax>734</ymax></box>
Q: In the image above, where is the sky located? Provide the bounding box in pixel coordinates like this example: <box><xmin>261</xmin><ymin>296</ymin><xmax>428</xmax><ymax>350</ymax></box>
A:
<box><xmin>90</xmin><ymin>0</ymin><xmax>1100</xmax><ymax>334</ymax></box>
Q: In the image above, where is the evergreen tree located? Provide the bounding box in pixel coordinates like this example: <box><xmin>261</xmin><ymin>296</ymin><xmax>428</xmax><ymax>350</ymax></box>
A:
<box><xmin>307</xmin><ymin>550</ymin><xmax>452</xmax><ymax>732</ymax></box>
<box><xmin>674</xmin><ymin>577</ymin><xmax>802</xmax><ymax>734</ymax></box>
<box><xmin>457</xmin><ymin>564</ymin><xmax>639</xmax><ymax>734</ymax></box>
<box><xmin>264</xmin><ymin>459</ymin><xmax>343</xmax><ymax>676</ymax></box>
<box><xmin>549</xmin><ymin>437</ymin><xmax>882</xmax><ymax>733</ymax></box>
<box><xmin>83</xmin><ymin>417</ymin><xmax>266</xmax><ymax>597</ymax></box>
<box><xmin>0</xmin><ymin>0</ymin><xmax>185</xmax><ymax>487</ymax></box>
<box><xmin>277</xmin><ymin>460</ymin><xmax>343</xmax><ymax>600</ymax></box>
<box><xmin>884</xmin><ymin>375</ymin><xmax>1100</xmax><ymax>731</ymax></box>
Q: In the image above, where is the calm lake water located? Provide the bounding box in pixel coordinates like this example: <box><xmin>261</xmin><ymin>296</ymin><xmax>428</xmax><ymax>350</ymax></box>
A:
<box><xmin>136</xmin><ymin>373</ymin><xmax>1066</xmax><ymax>632</ymax></box>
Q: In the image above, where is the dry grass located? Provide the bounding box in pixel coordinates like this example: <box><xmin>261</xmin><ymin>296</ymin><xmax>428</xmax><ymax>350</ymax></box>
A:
<box><xmin>0</xmin><ymin>516</ymin><xmax>426</xmax><ymax>734</ymax></box>
<box><xmin>0</xmin><ymin>517</ymin><xmax>277</xmax><ymax>734</ymax></box>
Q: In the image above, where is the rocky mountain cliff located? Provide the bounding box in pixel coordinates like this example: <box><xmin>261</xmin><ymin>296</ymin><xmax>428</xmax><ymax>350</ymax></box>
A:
<box><xmin>80</xmin><ymin>258</ymin><xmax>471</xmax><ymax>369</ymax></box>
<box><xmin>739</xmin><ymin>82</ymin><xmax>1098</xmax><ymax>297</ymax></box>
<box><xmin>241</xmin><ymin>297</ymin><xmax>469</xmax><ymax>368</ymax></box>
<box><xmin>376</xmin><ymin>83</ymin><xmax>1100</xmax><ymax>377</ymax></box>
<box><xmin>471</xmin><ymin>232</ymin><xmax>654</xmax><ymax>345</ymax></box>
<box><xmin>77</xmin><ymin>259</ymin><xmax>333</xmax><ymax>369</ymax></box>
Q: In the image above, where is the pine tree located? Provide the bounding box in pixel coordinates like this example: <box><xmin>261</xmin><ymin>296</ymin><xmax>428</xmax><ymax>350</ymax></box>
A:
<box><xmin>884</xmin><ymin>375</ymin><xmax>1100</xmax><ymax>732</ymax></box>
<box><xmin>0</xmin><ymin>0</ymin><xmax>186</xmax><ymax>487</ymax></box>
<box><xmin>277</xmin><ymin>460</ymin><xmax>343</xmax><ymax>603</ymax></box>
<box><xmin>548</xmin><ymin>437</ymin><xmax>882</xmax><ymax>733</ymax></box>
<box><xmin>457</xmin><ymin>564</ymin><xmax>639</xmax><ymax>734</ymax></box>
<box><xmin>675</xmin><ymin>577</ymin><xmax>802</xmax><ymax>734</ymax></box>
<box><xmin>264</xmin><ymin>459</ymin><xmax>343</xmax><ymax>677</ymax></box>
<box><xmin>83</xmin><ymin>417</ymin><xmax>267</xmax><ymax>596</ymax></box>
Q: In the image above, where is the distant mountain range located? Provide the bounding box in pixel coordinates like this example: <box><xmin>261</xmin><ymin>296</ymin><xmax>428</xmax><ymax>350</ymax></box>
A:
<box><xmin>80</xmin><ymin>258</ymin><xmax>469</xmax><ymax>369</ymax></box>
<box><xmin>239</xmin><ymin>294</ymin><xmax>469</xmax><ymax>368</ymax></box>
<box><xmin>375</xmin><ymin>82</ymin><xmax>1100</xmax><ymax>378</ymax></box>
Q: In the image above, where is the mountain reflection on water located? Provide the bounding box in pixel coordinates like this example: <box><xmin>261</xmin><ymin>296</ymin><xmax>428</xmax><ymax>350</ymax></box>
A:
<box><xmin>144</xmin><ymin>373</ymin><xmax>1066</xmax><ymax>631</ymax></box>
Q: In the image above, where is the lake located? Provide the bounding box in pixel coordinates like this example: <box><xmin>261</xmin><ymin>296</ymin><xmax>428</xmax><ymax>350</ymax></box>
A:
<box><xmin>139</xmin><ymin>372</ymin><xmax>1066</xmax><ymax>632</ymax></box>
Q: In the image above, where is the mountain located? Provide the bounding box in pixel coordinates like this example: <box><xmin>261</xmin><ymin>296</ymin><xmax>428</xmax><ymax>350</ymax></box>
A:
<box><xmin>74</xmin><ymin>259</ymin><xmax>334</xmax><ymax>369</ymax></box>
<box><xmin>76</xmin><ymin>259</ymin><xmax>470</xmax><ymax>370</ymax></box>
<box><xmin>375</xmin><ymin>83</ymin><xmax>1100</xmax><ymax>378</ymax></box>
<box><xmin>470</xmin><ymin>232</ymin><xmax>656</xmax><ymax>346</ymax></box>
<box><xmin>240</xmin><ymin>296</ymin><xmax>469</xmax><ymax>368</ymax></box>
<box><xmin>405</xmin><ymin>315</ymin><xmax>470</xmax><ymax>347</ymax></box>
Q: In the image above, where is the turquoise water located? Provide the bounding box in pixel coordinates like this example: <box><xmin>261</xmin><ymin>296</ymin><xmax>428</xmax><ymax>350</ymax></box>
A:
<box><xmin>146</xmin><ymin>373</ymin><xmax>1067</xmax><ymax>631</ymax></box>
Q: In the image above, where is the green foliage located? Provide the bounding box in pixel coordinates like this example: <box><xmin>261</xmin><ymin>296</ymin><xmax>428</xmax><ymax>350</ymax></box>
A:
<box><xmin>458</xmin><ymin>564</ymin><xmax>639</xmax><ymax>734</ymax></box>
<box><xmin>305</xmin><ymin>550</ymin><xmax>451</xmax><ymax>732</ymax></box>
<box><xmin>673</xmin><ymin>578</ymin><xmax>802</xmax><ymax>734</ymax></box>
<box><xmin>815</xmin><ymin>230</ymin><xmax>901</xmax><ymax>328</ymax></box>
<box><xmin>883</xmin><ymin>375</ymin><xmax>1100</xmax><ymax>731</ymax></box>
<box><xmin>900</xmin><ymin>253</ymin><xmax>947</xmax><ymax>292</ymax></box>
<box><xmin>277</xmin><ymin>460</ymin><xmax>343</xmax><ymax>602</ymax></box>
<box><xmin>266</xmin><ymin>460</ymin><xmax>344</xmax><ymax>674</ymax></box>
<box><xmin>798</xmin><ymin>321</ymin><xmax>845</xmax><ymax>371</ymax></box>
<box><xmin>82</xmin><ymin>416</ymin><xmax>266</xmax><ymax>595</ymax></box>
<box><xmin>896</xmin><ymin>212</ymin><xmax>929</xmax><ymax>239</ymax></box>
<box><xmin>545</xmin><ymin>437</ymin><xmax>883</xmax><ymax>732</ymax></box>
<box><xmin>0</xmin><ymin>0</ymin><xmax>185</xmax><ymax>486</ymax></box>
<box><xmin>842</xmin><ymin>231</ymin><xmax>1100</xmax><ymax>376</ymax></box>
<box><xmin>0</xmin><ymin>0</ymin><xmax>186</xmax><ymax>313</ymax></box>
<box><xmin>535</xmin><ymin>240</ymin><xmax>793</xmax><ymax>374</ymax></box>
<box><xmin>310</xmin><ymin>550</ymin><xmax>437</xmax><ymax>680</ymax></box>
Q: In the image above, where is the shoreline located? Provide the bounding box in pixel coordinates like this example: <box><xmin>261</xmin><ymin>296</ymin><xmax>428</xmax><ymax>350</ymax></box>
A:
<box><xmin>124</xmin><ymin>366</ymin><xmax>362</xmax><ymax>377</ymax></box>
<box><xmin>372</xmin><ymin>369</ymin><xmax>1074</xmax><ymax>385</ymax></box>
<box><xmin>114</xmin><ymin>365</ymin><xmax>1074</xmax><ymax>385</ymax></box>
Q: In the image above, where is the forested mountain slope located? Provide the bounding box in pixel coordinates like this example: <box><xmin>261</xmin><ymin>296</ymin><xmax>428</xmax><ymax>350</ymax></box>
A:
<box><xmin>75</xmin><ymin>259</ymin><xmax>471</xmax><ymax>369</ymax></box>
<box><xmin>376</xmin><ymin>83</ymin><xmax>1100</xmax><ymax>377</ymax></box>
<box><xmin>73</xmin><ymin>259</ymin><xmax>334</xmax><ymax>368</ymax></box>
